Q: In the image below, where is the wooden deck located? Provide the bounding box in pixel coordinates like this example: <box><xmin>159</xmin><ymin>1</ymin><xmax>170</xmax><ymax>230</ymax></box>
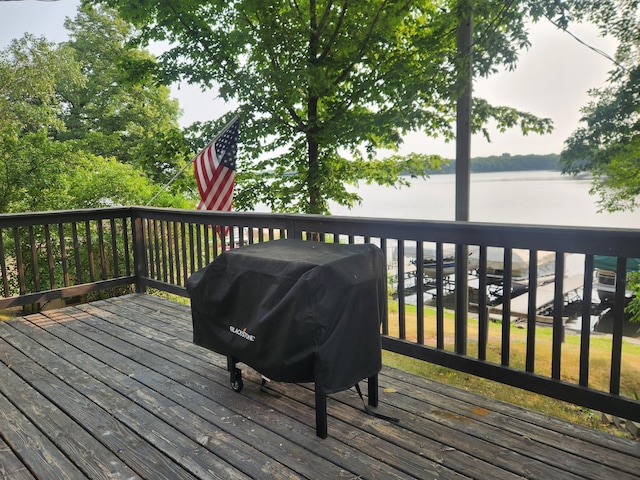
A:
<box><xmin>0</xmin><ymin>294</ymin><xmax>638</xmax><ymax>480</ymax></box>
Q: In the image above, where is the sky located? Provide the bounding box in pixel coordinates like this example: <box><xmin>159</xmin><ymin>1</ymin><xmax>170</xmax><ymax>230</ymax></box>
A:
<box><xmin>0</xmin><ymin>0</ymin><xmax>619</xmax><ymax>158</ymax></box>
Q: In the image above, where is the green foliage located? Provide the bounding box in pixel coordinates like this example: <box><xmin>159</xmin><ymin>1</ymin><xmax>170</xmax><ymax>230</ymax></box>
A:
<box><xmin>86</xmin><ymin>0</ymin><xmax>556</xmax><ymax>214</ymax></box>
<box><xmin>0</xmin><ymin>6</ymin><xmax>196</xmax><ymax>214</ymax></box>
<box><xmin>625</xmin><ymin>272</ymin><xmax>640</xmax><ymax>323</ymax></box>
<box><xmin>560</xmin><ymin>1</ymin><xmax>640</xmax><ymax>213</ymax></box>
<box><xmin>58</xmin><ymin>6</ymin><xmax>192</xmax><ymax>186</ymax></box>
<box><xmin>562</xmin><ymin>70</ymin><xmax>640</xmax><ymax>212</ymax></box>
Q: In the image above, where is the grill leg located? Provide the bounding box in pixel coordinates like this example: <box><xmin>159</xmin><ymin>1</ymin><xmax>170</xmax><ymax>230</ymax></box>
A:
<box><xmin>227</xmin><ymin>356</ymin><xmax>243</xmax><ymax>392</ymax></box>
<box><xmin>368</xmin><ymin>374</ymin><xmax>378</xmax><ymax>407</ymax></box>
<box><xmin>315</xmin><ymin>388</ymin><xmax>327</xmax><ymax>439</ymax></box>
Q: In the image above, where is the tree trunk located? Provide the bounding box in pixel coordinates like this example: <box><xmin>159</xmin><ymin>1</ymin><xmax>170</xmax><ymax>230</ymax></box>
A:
<box><xmin>307</xmin><ymin>0</ymin><xmax>322</xmax><ymax>215</ymax></box>
<box><xmin>307</xmin><ymin>97</ymin><xmax>322</xmax><ymax>215</ymax></box>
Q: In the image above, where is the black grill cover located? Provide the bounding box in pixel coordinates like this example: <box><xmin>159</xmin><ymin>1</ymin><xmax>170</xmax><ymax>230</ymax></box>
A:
<box><xmin>186</xmin><ymin>239</ymin><xmax>385</xmax><ymax>394</ymax></box>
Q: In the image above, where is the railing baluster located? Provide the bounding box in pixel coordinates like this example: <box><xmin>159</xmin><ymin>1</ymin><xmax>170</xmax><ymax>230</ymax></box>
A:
<box><xmin>477</xmin><ymin>245</ymin><xmax>488</xmax><ymax>360</ymax></box>
<box><xmin>435</xmin><ymin>242</ymin><xmax>444</xmax><ymax>350</ymax></box>
<box><xmin>225</xmin><ymin>225</ymin><xmax>235</xmax><ymax>252</ymax></box>
<box><xmin>455</xmin><ymin>243</ymin><xmax>469</xmax><ymax>355</ymax></box>
<box><xmin>153</xmin><ymin>219</ymin><xmax>161</xmax><ymax>280</ymax></box>
<box><xmin>110</xmin><ymin>218</ymin><xmax>119</xmax><ymax>278</ymax></box>
<box><xmin>167</xmin><ymin>222</ymin><xmax>175</xmax><ymax>284</ymax></box>
<box><xmin>0</xmin><ymin>229</ymin><xmax>9</xmax><ymax>297</ymax></box>
<box><xmin>380</xmin><ymin>237</ymin><xmax>389</xmax><ymax>336</ymax></box>
<box><xmin>132</xmin><ymin>216</ymin><xmax>147</xmax><ymax>294</ymax></box>
<box><xmin>122</xmin><ymin>217</ymin><xmax>131</xmax><ymax>276</ymax></box>
<box><xmin>145</xmin><ymin>219</ymin><xmax>154</xmax><ymax>279</ymax></box>
<box><xmin>213</xmin><ymin>224</ymin><xmax>220</xmax><ymax>257</ymax></box>
<box><xmin>174</xmin><ymin>222</ymin><xmax>182</xmax><ymax>285</ymax></box>
<box><xmin>397</xmin><ymin>240</ymin><xmax>406</xmax><ymax>340</ymax></box>
<box><xmin>526</xmin><ymin>249</ymin><xmax>538</xmax><ymax>373</ymax></box>
<box><xmin>97</xmin><ymin>220</ymin><xmax>107</xmax><ymax>280</ymax></box>
<box><xmin>44</xmin><ymin>224</ymin><xmax>55</xmax><ymax>289</ymax></box>
<box><xmin>416</xmin><ymin>240</ymin><xmax>424</xmax><ymax>345</ymax></box>
<box><xmin>610</xmin><ymin>257</ymin><xmax>627</xmax><ymax>395</ymax></box>
<box><xmin>85</xmin><ymin>221</ymin><xmax>95</xmax><ymax>283</ymax></box>
<box><xmin>13</xmin><ymin>227</ymin><xmax>26</xmax><ymax>295</ymax></box>
<box><xmin>58</xmin><ymin>223</ymin><xmax>69</xmax><ymax>287</ymax></box>
<box><xmin>240</xmin><ymin>226</ymin><xmax>247</xmax><ymax>246</ymax></box>
<box><xmin>28</xmin><ymin>225</ymin><xmax>40</xmax><ymax>292</ymax></box>
<box><xmin>203</xmin><ymin>222</ymin><xmax>211</xmax><ymax>265</ymax></box>
<box><xmin>180</xmin><ymin>222</ymin><xmax>188</xmax><ymax>286</ymax></box>
<box><xmin>160</xmin><ymin>221</ymin><xmax>168</xmax><ymax>282</ymax></box>
<box><xmin>71</xmin><ymin>223</ymin><xmax>82</xmax><ymax>284</ymax></box>
<box><xmin>551</xmin><ymin>252</ymin><xmax>566</xmax><ymax>379</ymax></box>
<box><xmin>188</xmin><ymin>223</ymin><xmax>195</xmax><ymax>275</ymax></box>
<box><xmin>580</xmin><ymin>254</ymin><xmax>594</xmax><ymax>387</ymax></box>
<box><xmin>501</xmin><ymin>247</ymin><xmax>513</xmax><ymax>366</ymax></box>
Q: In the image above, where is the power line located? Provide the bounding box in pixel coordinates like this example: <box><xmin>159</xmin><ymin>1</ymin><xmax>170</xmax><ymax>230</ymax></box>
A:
<box><xmin>544</xmin><ymin>14</ymin><xmax>627</xmax><ymax>73</ymax></box>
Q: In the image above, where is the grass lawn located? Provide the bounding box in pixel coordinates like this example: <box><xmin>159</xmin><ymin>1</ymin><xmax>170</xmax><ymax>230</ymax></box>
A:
<box><xmin>383</xmin><ymin>303</ymin><xmax>640</xmax><ymax>438</ymax></box>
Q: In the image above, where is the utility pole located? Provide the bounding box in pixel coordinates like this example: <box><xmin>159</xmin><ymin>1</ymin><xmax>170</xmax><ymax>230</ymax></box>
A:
<box><xmin>454</xmin><ymin>0</ymin><xmax>473</xmax><ymax>355</ymax></box>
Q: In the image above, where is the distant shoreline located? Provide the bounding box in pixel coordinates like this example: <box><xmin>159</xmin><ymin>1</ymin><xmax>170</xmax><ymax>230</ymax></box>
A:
<box><xmin>420</xmin><ymin>153</ymin><xmax>561</xmax><ymax>175</ymax></box>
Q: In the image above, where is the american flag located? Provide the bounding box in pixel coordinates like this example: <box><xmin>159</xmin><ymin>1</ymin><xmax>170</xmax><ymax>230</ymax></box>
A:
<box><xmin>194</xmin><ymin>116</ymin><xmax>240</xmax><ymax>211</ymax></box>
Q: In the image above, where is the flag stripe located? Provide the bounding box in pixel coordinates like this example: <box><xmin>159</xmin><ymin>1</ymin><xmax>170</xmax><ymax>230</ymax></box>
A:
<box><xmin>193</xmin><ymin>117</ymin><xmax>239</xmax><ymax>213</ymax></box>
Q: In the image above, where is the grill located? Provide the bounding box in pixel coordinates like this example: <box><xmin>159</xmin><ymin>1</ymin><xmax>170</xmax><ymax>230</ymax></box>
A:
<box><xmin>186</xmin><ymin>238</ymin><xmax>386</xmax><ymax>438</ymax></box>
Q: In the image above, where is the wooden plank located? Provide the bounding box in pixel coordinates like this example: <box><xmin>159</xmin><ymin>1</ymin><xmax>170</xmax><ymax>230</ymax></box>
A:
<box><xmin>0</xmin><ymin>335</ymin><xmax>142</xmax><ymax>480</ymax></box>
<box><xmin>28</xmin><ymin>308</ymin><xmax>333</xmax><ymax>479</ymax></box>
<box><xmin>0</xmin><ymin>388</ymin><xmax>83</xmax><ymax>480</ymax></box>
<box><xmin>3</xmin><ymin>294</ymin><xmax>639</xmax><ymax>480</ymax></box>
<box><xmin>362</xmin><ymin>373</ymin><xmax>634</xmax><ymax>480</ymax></box>
<box><xmin>5</xmin><ymin>315</ymin><xmax>249</xmax><ymax>480</ymax></box>
<box><xmin>62</xmin><ymin>301</ymin><xmax>452</xmax><ymax>479</ymax></box>
<box><xmin>378</xmin><ymin>365</ymin><xmax>640</xmax><ymax>476</ymax></box>
<box><xmin>79</xmin><ymin>300</ymin><xmax>520</xmax><ymax>478</ymax></box>
<box><xmin>379</xmin><ymin>364</ymin><xmax>640</xmax><ymax>459</ymax></box>
<box><xmin>45</xmin><ymin>305</ymin><xmax>417</xmax><ymax>480</ymax></box>
<box><xmin>71</xmin><ymin>301</ymin><xmax>516</xmax><ymax>479</ymax></box>
<box><xmin>89</xmin><ymin>296</ymin><xmax>640</xmax><ymax>479</ymax></box>
<box><xmin>118</xmin><ymin>295</ymin><xmax>640</xmax><ymax>479</ymax></box>
<box><xmin>0</xmin><ymin>407</ymin><xmax>39</xmax><ymax>480</ymax></box>
<box><xmin>259</xmin><ymin>374</ymin><xmax>583</xmax><ymax>480</ymax></box>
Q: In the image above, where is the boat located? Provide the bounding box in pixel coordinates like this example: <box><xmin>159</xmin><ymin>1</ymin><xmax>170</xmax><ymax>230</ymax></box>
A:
<box><xmin>469</xmin><ymin>247</ymin><xmax>557</xmax><ymax>287</ymax></box>
<box><xmin>593</xmin><ymin>255</ymin><xmax>640</xmax><ymax>303</ymax></box>
<box><xmin>403</xmin><ymin>243</ymin><xmax>479</xmax><ymax>278</ymax></box>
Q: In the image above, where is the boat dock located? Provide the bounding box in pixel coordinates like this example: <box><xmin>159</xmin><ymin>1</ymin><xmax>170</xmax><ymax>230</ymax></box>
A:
<box><xmin>489</xmin><ymin>274</ymin><xmax>584</xmax><ymax>322</ymax></box>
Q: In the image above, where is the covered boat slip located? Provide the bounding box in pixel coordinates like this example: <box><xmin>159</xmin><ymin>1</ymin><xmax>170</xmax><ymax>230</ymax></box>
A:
<box><xmin>1</xmin><ymin>295</ymin><xmax>639</xmax><ymax>479</ymax></box>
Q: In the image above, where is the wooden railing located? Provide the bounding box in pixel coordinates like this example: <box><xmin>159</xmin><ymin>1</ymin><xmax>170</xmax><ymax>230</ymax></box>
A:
<box><xmin>1</xmin><ymin>206</ymin><xmax>639</xmax><ymax>423</ymax></box>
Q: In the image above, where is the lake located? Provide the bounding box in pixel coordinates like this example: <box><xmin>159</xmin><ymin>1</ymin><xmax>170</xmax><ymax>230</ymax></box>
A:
<box><xmin>328</xmin><ymin>170</ymin><xmax>640</xmax><ymax>229</ymax></box>
<box><xmin>328</xmin><ymin>170</ymin><xmax>640</xmax><ymax>334</ymax></box>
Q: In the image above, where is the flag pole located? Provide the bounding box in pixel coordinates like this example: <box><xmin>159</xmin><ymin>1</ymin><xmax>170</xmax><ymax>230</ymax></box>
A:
<box><xmin>145</xmin><ymin>113</ymin><xmax>240</xmax><ymax>207</ymax></box>
<box><xmin>145</xmin><ymin>161</ymin><xmax>193</xmax><ymax>206</ymax></box>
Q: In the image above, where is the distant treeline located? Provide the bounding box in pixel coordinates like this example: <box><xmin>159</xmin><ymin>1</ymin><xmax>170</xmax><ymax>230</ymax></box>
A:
<box><xmin>426</xmin><ymin>153</ymin><xmax>561</xmax><ymax>175</ymax></box>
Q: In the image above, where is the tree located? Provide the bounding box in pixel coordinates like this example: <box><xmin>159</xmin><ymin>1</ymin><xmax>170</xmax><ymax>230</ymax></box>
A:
<box><xmin>0</xmin><ymin>35</ymin><xmax>82</xmax><ymax>213</ymax></box>
<box><xmin>87</xmin><ymin>0</ymin><xmax>555</xmax><ymax>214</ymax></box>
<box><xmin>560</xmin><ymin>1</ymin><xmax>640</xmax><ymax>213</ymax></box>
<box><xmin>57</xmin><ymin>6</ymin><xmax>192</xmax><ymax>188</ymax></box>
<box><xmin>0</xmin><ymin>7</ymin><xmax>196</xmax><ymax>213</ymax></box>
<box><xmin>562</xmin><ymin>67</ymin><xmax>640</xmax><ymax>213</ymax></box>
<box><xmin>555</xmin><ymin>1</ymin><xmax>640</xmax><ymax>321</ymax></box>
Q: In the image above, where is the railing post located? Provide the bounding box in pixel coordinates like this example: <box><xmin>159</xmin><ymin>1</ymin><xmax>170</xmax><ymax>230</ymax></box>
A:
<box><xmin>132</xmin><ymin>215</ymin><xmax>148</xmax><ymax>294</ymax></box>
<box><xmin>454</xmin><ymin>0</ymin><xmax>473</xmax><ymax>355</ymax></box>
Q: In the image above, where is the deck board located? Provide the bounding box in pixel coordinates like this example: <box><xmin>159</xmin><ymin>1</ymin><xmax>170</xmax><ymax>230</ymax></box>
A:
<box><xmin>0</xmin><ymin>293</ymin><xmax>638</xmax><ymax>479</ymax></box>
